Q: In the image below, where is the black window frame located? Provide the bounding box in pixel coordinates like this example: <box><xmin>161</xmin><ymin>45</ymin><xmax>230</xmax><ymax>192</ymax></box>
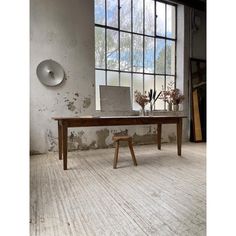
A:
<box><xmin>95</xmin><ymin>0</ymin><xmax>177</xmax><ymax>110</ymax></box>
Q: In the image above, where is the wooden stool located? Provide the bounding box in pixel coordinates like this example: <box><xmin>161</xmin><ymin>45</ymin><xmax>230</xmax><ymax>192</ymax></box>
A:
<box><xmin>112</xmin><ymin>135</ymin><xmax>137</xmax><ymax>169</ymax></box>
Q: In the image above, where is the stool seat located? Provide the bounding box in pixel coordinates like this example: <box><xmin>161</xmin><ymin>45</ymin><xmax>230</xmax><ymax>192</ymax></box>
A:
<box><xmin>112</xmin><ymin>135</ymin><xmax>137</xmax><ymax>169</ymax></box>
<box><xmin>112</xmin><ymin>135</ymin><xmax>132</xmax><ymax>142</ymax></box>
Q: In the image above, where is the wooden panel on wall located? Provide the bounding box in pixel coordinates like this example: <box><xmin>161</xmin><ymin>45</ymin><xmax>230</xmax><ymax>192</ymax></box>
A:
<box><xmin>192</xmin><ymin>90</ymin><xmax>202</xmax><ymax>141</ymax></box>
<box><xmin>190</xmin><ymin>58</ymin><xmax>206</xmax><ymax>142</ymax></box>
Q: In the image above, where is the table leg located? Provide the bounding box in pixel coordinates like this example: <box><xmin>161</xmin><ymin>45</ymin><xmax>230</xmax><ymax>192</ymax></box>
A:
<box><xmin>58</xmin><ymin>121</ymin><xmax>63</xmax><ymax>160</ymax></box>
<box><xmin>62</xmin><ymin>124</ymin><xmax>68</xmax><ymax>170</ymax></box>
<box><xmin>157</xmin><ymin>124</ymin><xmax>162</xmax><ymax>150</ymax></box>
<box><xmin>177</xmin><ymin>118</ymin><xmax>182</xmax><ymax>156</ymax></box>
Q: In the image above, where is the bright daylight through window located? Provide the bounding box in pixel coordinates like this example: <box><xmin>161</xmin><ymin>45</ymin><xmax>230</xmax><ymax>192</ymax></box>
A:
<box><xmin>95</xmin><ymin>0</ymin><xmax>176</xmax><ymax>110</ymax></box>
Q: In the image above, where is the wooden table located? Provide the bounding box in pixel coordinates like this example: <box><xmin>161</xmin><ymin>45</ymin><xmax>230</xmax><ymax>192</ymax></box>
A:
<box><xmin>52</xmin><ymin>115</ymin><xmax>187</xmax><ymax>170</ymax></box>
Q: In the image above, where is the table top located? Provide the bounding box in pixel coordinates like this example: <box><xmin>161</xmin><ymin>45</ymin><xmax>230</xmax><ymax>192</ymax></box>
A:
<box><xmin>52</xmin><ymin>114</ymin><xmax>187</xmax><ymax>121</ymax></box>
<box><xmin>53</xmin><ymin>115</ymin><xmax>187</xmax><ymax>127</ymax></box>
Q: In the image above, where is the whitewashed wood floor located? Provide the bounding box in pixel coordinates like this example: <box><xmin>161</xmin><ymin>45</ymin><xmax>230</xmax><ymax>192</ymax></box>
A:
<box><xmin>30</xmin><ymin>143</ymin><xmax>206</xmax><ymax>236</ymax></box>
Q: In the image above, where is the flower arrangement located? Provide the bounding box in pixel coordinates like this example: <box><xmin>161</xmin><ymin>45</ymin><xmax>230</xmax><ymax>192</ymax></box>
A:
<box><xmin>161</xmin><ymin>88</ymin><xmax>185</xmax><ymax>105</ymax></box>
<box><xmin>134</xmin><ymin>90</ymin><xmax>149</xmax><ymax>110</ymax></box>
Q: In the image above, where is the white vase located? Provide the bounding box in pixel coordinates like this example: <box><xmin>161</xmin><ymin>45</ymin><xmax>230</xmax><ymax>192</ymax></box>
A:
<box><xmin>173</xmin><ymin>104</ymin><xmax>179</xmax><ymax>111</ymax></box>
<box><xmin>167</xmin><ymin>103</ymin><xmax>172</xmax><ymax>111</ymax></box>
<box><xmin>149</xmin><ymin>103</ymin><xmax>153</xmax><ymax>116</ymax></box>
<box><xmin>139</xmin><ymin>108</ymin><xmax>145</xmax><ymax>116</ymax></box>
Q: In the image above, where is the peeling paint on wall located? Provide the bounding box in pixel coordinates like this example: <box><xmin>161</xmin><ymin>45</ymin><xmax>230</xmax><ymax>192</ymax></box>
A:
<box><xmin>66</xmin><ymin>101</ymin><xmax>76</xmax><ymax>111</ymax></box>
<box><xmin>132</xmin><ymin>133</ymin><xmax>157</xmax><ymax>145</ymax></box>
<box><xmin>68</xmin><ymin>131</ymin><xmax>97</xmax><ymax>151</ymax></box>
<box><xmin>96</xmin><ymin>129</ymin><xmax>109</xmax><ymax>148</ymax></box>
<box><xmin>47</xmin><ymin>129</ymin><xmax>57</xmax><ymax>151</ymax></box>
<box><xmin>68</xmin><ymin>131</ymin><xmax>82</xmax><ymax>150</ymax></box>
<box><xmin>112</xmin><ymin>129</ymin><xmax>128</xmax><ymax>136</ymax></box>
<box><xmin>30</xmin><ymin>150</ymin><xmax>43</xmax><ymax>155</ymax></box>
<box><xmin>38</xmin><ymin>108</ymin><xmax>46</xmax><ymax>112</ymax></box>
<box><xmin>60</xmin><ymin>92</ymin><xmax>82</xmax><ymax>112</ymax></box>
<box><xmin>82</xmin><ymin>96</ymin><xmax>91</xmax><ymax>109</ymax></box>
<box><xmin>168</xmin><ymin>133</ymin><xmax>176</xmax><ymax>143</ymax></box>
<box><xmin>89</xmin><ymin>141</ymin><xmax>97</xmax><ymax>149</ymax></box>
<box><xmin>30</xmin><ymin>0</ymin><xmax>99</xmax><ymax>154</ymax></box>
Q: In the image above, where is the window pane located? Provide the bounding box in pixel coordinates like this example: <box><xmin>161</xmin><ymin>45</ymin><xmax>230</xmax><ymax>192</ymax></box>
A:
<box><xmin>144</xmin><ymin>75</ymin><xmax>154</xmax><ymax>94</ymax></box>
<box><xmin>95</xmin><ymin>27</ymin><xmax>105</xmax><ymax>69</ymax></box>
<box><xmin>133</xmin><ymin>0</ymin><xmax>143</xmax><ymax>34</ymax></box>
<box><xmin>167</xmin><ymin>5</ymin><xmax>176</xmax><ymax>38</ymax></box>
<box><xmin>120</xmin><ymin>0</ymin><xmax>131</xmax><ymax>31</ymax></box>
<box><xmin>155</xmin><ymin>38</ymin><xmax>165</xmax><ymax>74</ymax></box>
<box><xmin>133</xmin><ymin>74</ymin><xmax>143</xmax><ymax>110</ymax></box>
<box><xmin>107</xmin><ymin>71</ymin><xmax>119</xmax><ymax>86</ymax></box>
<box><xmin>133</xmin><ymin>35</ymin><xmax>143</xmax><ymax>72</ymax></box>
<box><xmin>120</xmin><ymin>73</ymin><xmax>131</xmax><ymax>88</ymax></box>
<box><xmin>120</xmin><ymin>32</ymin><xmax>131</xmax><ymax>71</ymax></box>
<box><xmin>145</xmin><ymin>0</ymin><xmax>155</xmax><ymax>36</ymax></box>
<box><xmin>155</xmin><ymin>75</ymin><xmax>165</xmax><ymax>110</ymax></box>
<box><xmin>94</xmin><ymin>1</ymin><xmax>176</xmax><ymax>111</ymax></box>
<box><xmin>96</xmin><ymin>70</ymin><xmax>106</xmax><ymax>110</ymax></box>
<box><xmin>107</xmin><ymin>29</ymin><xmax>119</xmax><ymax>70</ymax></box>
<box><xmin>156</xmin><ymin>2</ymin><xmax>165</xmax><ymax>37</ymax></box>
<box><xmin>95</xmin><ymin>0</ymin><xmax>105</xmax><ymax>25</ymax></box>
<box><xmin>107</xmin><ymin>0</ymin><xmax>118</xmax><ymax>27</ymax></box>
<box><xmin>166</xmin><ymin>40</ymin><xmax>175</xmax><ymax>75</ymax></box>
<box><xmin>166</xmin><ymin>76</ymin><xmax>175</xmax><ymax>90</ymax></box>
<box><xmin>144</xmin><ymin>37</ymin><xmax>154</xmax><ymax>73</ymax></box>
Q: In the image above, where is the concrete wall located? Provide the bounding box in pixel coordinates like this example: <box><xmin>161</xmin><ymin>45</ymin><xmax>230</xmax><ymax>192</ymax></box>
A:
<box><xmin>191</xmin><ymin>9</ymin><xmax>206</xmax><ymax>60</ymax></box>
<box><xmin>30</xmin><ymin>1</ymin><xmax>205</xmax><ymax>154</ymax></box>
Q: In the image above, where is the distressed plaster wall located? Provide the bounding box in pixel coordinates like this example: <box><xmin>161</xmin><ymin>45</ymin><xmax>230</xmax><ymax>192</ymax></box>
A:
<box><xmin>30</xmin><ymin>0</ymin><xmax>95</xmax><ymax>154</ymax></box>
<box><xmin>30</xmin><ymin>1</ymin><xmax>197</xmax><ymax>154</ymax></box>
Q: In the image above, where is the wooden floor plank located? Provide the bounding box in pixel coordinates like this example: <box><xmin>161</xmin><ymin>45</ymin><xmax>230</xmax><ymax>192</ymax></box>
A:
<box><xmin>30</xmin><ymin>143</ymin><xmax>206</xmax><ymax>236</ymax></box>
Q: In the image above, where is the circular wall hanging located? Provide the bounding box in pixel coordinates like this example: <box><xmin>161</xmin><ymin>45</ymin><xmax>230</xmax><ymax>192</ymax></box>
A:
<box><xmin>36</xmin><ymin>59</ymin><xmax>65</xmax><ymax>86</ymax></box>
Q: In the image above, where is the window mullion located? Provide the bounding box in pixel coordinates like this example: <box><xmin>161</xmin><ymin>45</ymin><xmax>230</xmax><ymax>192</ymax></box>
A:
<box><xmin>174</xmin><ymin>6</ymin><xmax>177</xmax><ymax>89</ymax></box>
<box><xmin>96</xmin><ymin>23</ymin><xmax>175</xmax><ymax>40</ymax></box>
<box><xmin>131</xmin><ymin>0</ymin><xmax>134</xmax><ymax>106</ymax></box>
<box><xmin>154</xmin><ymin>0</ymin><xmax>157</xmax><ymax>110</ymax></box>
<box><xmin>118</xmin><ymin>0</ymin><xmax>121</xmax><ymax>85</ymax></box>
<box><xmin>143</xmin><ymin>0</ymin><xmax>145</xmax><ymax>94</ymax></box>
<box><xmin>105</xmin><ymin>0</ymin><xmax>107</xmax><ymax>85</ymax></box>
<box><xmin>164</xmin><ymin>3</ymin><xmax>167</xmax><ymax>110</ymax></box>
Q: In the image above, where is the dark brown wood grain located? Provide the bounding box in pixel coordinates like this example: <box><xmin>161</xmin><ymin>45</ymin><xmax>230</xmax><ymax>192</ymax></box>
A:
<box><xmin>113</xmin><ymin>141</ymin><xmax>119</xmax><ymax>169</ymax></box>
<box><xmin>128</xmin><ymin>140</ymin><xmax>137</xmax><ymax>167</ymax></box>
<box><xmin>157</xmin><ymin>124</ymin><xmax>162</xmax><ymax>150</ymax></box>
<box><xmin>62</xmin><ymin>124</ymin><xmax>68</xmax><ymax>170</ymax></box>
<box><xmin>58</xmin><ymin>121</ymin><xmax>62</xmax><ymax>160</ymax></box>
<box><xmin>177</xmin><ymin>118</ymin><xmax>183</xmax><ymax>156</ymax></box>
<box><xmin>112</xmin><ymin>135</ymin><xmax>137</xmax><ymax>169</ymax></box>
<box><xmin>53</xmin><ymin>115</ymin><xmax>187</xmax><ymax>170</ymax></box>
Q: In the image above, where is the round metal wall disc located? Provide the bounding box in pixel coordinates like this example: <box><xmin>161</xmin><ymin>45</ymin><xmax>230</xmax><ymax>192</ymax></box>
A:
<box><xmin>36</xmin><ymin>59</ymin><xmax>65</xmax><ymax>86</ymax></box>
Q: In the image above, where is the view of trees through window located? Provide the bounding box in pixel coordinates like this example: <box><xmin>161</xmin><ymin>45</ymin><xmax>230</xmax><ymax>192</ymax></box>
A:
<box><xmin>95</xmin><ymin>0</ymin><xmax>176</xmax><ymax>110</ymax></box>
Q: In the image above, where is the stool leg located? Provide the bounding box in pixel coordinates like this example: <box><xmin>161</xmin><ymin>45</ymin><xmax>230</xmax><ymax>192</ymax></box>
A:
<box><xmin>113</xmin><ymin>141</ymin><xmax>119</xmax><ymax>169</ymax></box>
<box><xmin>128</xmin><ymin>141</ymin><xmax>137</xmax><ymax>166</ymax></box>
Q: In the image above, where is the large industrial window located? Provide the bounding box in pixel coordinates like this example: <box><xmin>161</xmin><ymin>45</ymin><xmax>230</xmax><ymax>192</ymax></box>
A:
<box><xmin>95</xmin><ymin>0</ymin><xmax>176</xmax><ymax>110</ymax></box>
